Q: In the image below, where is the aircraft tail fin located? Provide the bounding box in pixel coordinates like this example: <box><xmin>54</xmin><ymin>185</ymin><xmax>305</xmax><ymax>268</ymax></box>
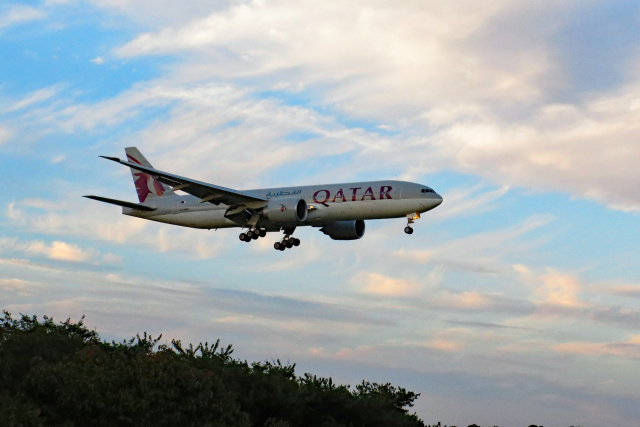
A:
<box><xmin>124</xmin><ymin>147</ymin><xmax>175</xmax><ymax>203</ymax></box>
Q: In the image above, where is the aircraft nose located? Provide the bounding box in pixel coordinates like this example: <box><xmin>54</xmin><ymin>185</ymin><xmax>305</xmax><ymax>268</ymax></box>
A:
<box><xmin>434</xmin><ymin>193</ymin><xmax>443</xmax><ymax>206</ymax></box>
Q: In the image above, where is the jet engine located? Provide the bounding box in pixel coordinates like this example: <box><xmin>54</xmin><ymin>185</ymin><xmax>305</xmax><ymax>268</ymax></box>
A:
<box><xmin>262</xmin><ymin>198</ymin><xmax>308</xmax><ymax>223</ymax></box>
<box><xmin>320</xmin><ymin>220</ymin><xmax>365</xmax><ymax>240</ymax></box>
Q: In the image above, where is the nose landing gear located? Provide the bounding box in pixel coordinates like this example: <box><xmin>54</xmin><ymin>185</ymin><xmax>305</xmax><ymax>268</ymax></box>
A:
<box><xmin>405</xmin><ymin>213</ymin><xmax>420</xmax><ymax>235</ymax></box>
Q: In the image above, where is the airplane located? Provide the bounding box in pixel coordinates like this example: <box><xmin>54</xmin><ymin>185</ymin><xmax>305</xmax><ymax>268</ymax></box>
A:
<box><xmin>84</xmin><ymin>147</ymin><xmax>443</xmax><ymax>251</ymax></box>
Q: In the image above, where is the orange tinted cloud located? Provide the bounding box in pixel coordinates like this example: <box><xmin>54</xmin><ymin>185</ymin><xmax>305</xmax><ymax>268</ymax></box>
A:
<box><xmin>534</xmin><ymin>270</ymin><xmax>586</xmax><ymax>307</ymax></box>
<box><xmin>354</xmin><ymin>272</ymin><xmax>420</xmax><ymax>296</ymax></box>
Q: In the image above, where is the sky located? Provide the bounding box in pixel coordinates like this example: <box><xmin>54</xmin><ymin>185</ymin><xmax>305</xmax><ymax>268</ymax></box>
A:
<box><xmin>1</xmin><ymin>1</ymin><xmax>640</xmax><ymax>425</ymax></box>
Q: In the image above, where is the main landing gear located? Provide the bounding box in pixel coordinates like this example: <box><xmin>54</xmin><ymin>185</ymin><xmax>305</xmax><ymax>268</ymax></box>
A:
<box><xmin>274</xmin><ymin>235</ymin><xmax>300</xmax><ymax>251</ymax></box>
<box><xmin>272</xmin><ymin>227</ymin><xmax>300</xmax><ymax>251</ymax></box>
<box><xmin>239</xmin><ymin>228</ymin><xmax>301</xmax><ymax>251</ymax></box>
<box><xmin>405</xmin><ymin>213</ymin><xmax>420</xmax><ymax>235</ymax></box>
<box><xmin>239</xmin><ymin>228</ymin><xmax>267</xmax><ymax>242</ymax></box>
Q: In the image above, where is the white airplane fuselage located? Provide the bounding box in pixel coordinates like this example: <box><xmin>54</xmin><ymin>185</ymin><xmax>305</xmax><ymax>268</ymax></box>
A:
<box><xmin>124</xmin><ymin>180</ymin><xmax>442</xmax><ymax>231</ymax></box>
<box><xmin>86</xmin><ymin>147</ymin><xmax>443</xmax><ymax>249</ymax></box>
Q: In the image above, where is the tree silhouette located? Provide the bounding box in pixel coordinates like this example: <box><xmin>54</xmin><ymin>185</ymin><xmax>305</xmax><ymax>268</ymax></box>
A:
<box><xmin>0</xmin><ymin>311</ymin><xmax>425</xmax><ymax>427</ymax></box>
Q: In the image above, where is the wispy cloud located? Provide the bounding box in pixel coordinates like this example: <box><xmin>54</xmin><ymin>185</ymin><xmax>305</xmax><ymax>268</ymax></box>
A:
<box><xmin>427</xmin><ymin>184</ymin><xmax>510</xmax><ymax>222</ymax></box>
<box><xmin>554</xmin><ymin>338</ymin><xmax>640</xmax><ymax>359</ymax></box>
<box><xmin>5</xmin><ymin>196</ymin><xmax>227</xmax><ymax>260</ymax></box>
<box><xmin>5</xmin><ymin>86</ymin><xmax>61</xmax><ymax>113</ymax></box>
<box><xmin>393</xmin><ymin>215</ymin><xmax>555</xmax><ymax>273</ymax></box>
<box><xmin>0</xmin><ymin>126</ymin><xmax>12</xmax><ymax>145</ymax></box>
<box><xmin>352</xmin><ymin>272</ymin><xmax>421</xmax><ymax>296</ymax></box>
<box><xmin>0</xmin><ymin>278</ymin><xmax>44</xmax><ymax>297</ymax></box>
<box><xmin>0</xmin><ymin>5</ymin><xmax>46</xmax><ymax>30</ymax></box>
<box><xmin>590</xmin><ymin>283</ymin><xmax>640</xmax><ymax>299</ymax></box>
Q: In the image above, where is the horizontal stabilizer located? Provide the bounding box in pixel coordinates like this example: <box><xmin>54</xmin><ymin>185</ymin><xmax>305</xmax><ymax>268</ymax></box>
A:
<box><xmin>83</xmin><ymin>195</ymin><xmax>156</xmax><ymax>211</ymax></box>
<box><xmin>99</xmin><ymin>155</ymin><xmax>120</xmax><ymax>162</ymax></box>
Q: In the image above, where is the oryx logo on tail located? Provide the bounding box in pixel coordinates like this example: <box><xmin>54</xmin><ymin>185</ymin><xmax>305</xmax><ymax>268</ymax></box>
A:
<box><xmin>124</xmin><ymin>147</ymin><xmax>174</xmax><ymax>203</ymax></box>
<box><xmin>127</xmin><ymin>154</ymin><xmax>165</xmax><ymax>202</ymax></box>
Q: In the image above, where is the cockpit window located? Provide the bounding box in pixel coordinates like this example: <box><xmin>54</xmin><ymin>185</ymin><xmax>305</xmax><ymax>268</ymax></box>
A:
<box><xmin>421</xmin><ymin>188</ymin><xmax>435</xmax><ymax>193</ymax></box>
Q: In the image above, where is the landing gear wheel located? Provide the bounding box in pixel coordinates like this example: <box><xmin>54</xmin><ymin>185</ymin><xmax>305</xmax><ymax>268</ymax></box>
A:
<box><xmin>239</xmin><ymin>233</ymin><xmax>247</xmax><ymax>241</ymax></box>
<box><xmin>259</xmin><ymin>229</ymin><xmax>267</xmax><ymax>238</ymax></box>
<box><xmin>292</xmin><ymin>238</ymin><xmax>300</xmax><ymax>246</ymax></box>
<box><xmin>404</xmin><ymin>226</ymin><xmax>414</xmax><ymax>235</ymax></box>
<box><xmin>286</xmin><ymin>240</ymin><xmax>294</xmax><ymax>249</ymax></box>
<box><xmin>252</xmin><ymin>232</ymin><xmax>260</xmax><ymax>240</ymax></box>
<box><xmin>274</xmin><ymin>241</ymin><xmax>282</xmax><ymax>250</ymax></box>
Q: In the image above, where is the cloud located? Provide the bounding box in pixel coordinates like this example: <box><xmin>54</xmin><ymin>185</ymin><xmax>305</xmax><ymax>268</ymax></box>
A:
<box><xmin>554</xmin><ymin>338</ymin><xmax>640</xmax><ymax>359</ymax></box>
<box><xmin>444</xmin><ymin>319</ymin><xmax>532</xmax><ymax>330</ymax></box>
<box><xmin>534</xmin><ymin>270</ymin><xmax>586</xmax><ymax>307</ymax></box>
<box><xmin>393</xmin><ymin>215</ymin><xmax>554</xmax><ymax>273</ymax></box>
<box><xmin>199</xmin><ymin>288</ymin><xmax>390</xmax><ymax>326</ymax></box>
<box><xmin>48</xmin><ymin>241</ymin><xmax>93</xmax><ymax>262</ymax></box>
<box><xmin>425</xmin><ymin>84</ymin><xmax>640</xmax><ymax>212</ymax></box>
<box><xmin>0</xmin><ymin>126</ymin><xmax>11</xmax><ymax>145</ymax></box>
<box><xmin>0</xmin><ymin>278</ymin><xmax>43</xmax><ymax>297</ymax></box>
<box><xmin>5</xmin><ymin>194</ymin><xmax>230</xmax><ymax>260</ymax></box>
<box><xmin>102</xmin><ymin>0</ymin><xmax>640</xmax><ymax>214</ymax></box>
<box><xmin>0</xmin><ymin>237</ymin><xmax>96</xmax><ymax>263</ymax></box>
<box><xmin>591</xmin><ymin>284</ymin><xmax>640</xmax><ymax>299</ymax></box>
<box><xmin>428</xmin><ymin>338</ymin><xmax>464</xmax><ymax>352</ymax></box>
<box><xmin>508</xmin><ymin>265</ymin><xmax>640</xmax><ymax>330</ymax></box>
<box><xmin>5</xmin><ymin>86</ymin><xmax>61</xmax><ymax>113</ymax></box>
<box><xmin>426</xmin><ymin>330</ymin><xmax>468</xmax><ymax>352</ymax></box>
<box><xmin>13</xmin><ymin>79</ymin><xmax>362</xmax><ymax>187</ymax></box>
<box><xmin>426</xmin><ymin>184</ymin><xmax>510</xmax><ymax>222</ymax></box>
<box><xmin>82</xmin><ymin>0</ymin><xmax>229</xmax><ymax>27</ymax></box>
<box><xmin>434</xmin><ymin>291</ymin><xmax>493</xmax><ymax>310</ymax></box>
<box><xmin>39</xmin><ymin>81</ymin><xmax>176</xmax><ymax>133</ymax></box>
<box><xmin>352</xmin><ymin>272</ymin><xmax>420</xmax><ymax>296</ymax></box>
<box><xmin>115</xmin><ymin>0</ymin><xmax>548</xmax><ymax>112</ymax></box>
<box><xmin>5</xmin><ymin>202</ymin><xmax>24</xmax><ymax>224</ymax></box>
<box><xmin>0</xmin><ymin>236</ymin><xmax>123</xmax><ymax>265</ymax></box>
<box><xmin>0</xmin><ymin>253</ymin><xmax>391</xmax><ymax>348</ymax></box>
<box><xmin>10</xmin><ymin>0</ymin><xmax>639</xmax><ymax>214</ymax></box>
<box><xmin>0</xmin><ymin>5</ymin><xmax>46</xmax><ymax>30</ymax></box>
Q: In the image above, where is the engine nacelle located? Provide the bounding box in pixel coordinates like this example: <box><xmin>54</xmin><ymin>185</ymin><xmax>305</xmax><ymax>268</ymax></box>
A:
<box><xmin>320</xmin><ymin>220</ymin><xmax>365</xmax><ymax>240</ymax></box>
<box><xmin>262</xmin><ymin>198</ymin><xmax>308</xmax><ymax>224</ymax></box>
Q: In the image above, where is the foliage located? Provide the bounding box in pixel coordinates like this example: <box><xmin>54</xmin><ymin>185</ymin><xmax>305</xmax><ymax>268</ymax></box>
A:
<box><xmin>0</xmin><ymin>311</ymin><xmax>425</xmax><ymax>427</ymax></box>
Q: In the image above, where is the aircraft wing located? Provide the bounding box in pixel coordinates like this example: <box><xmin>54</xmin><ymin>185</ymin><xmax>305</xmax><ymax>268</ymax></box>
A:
<box><xmin>100</xmin><ymin>156</ymin><xmax>267</xmax><ymax>207</ymax></box>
